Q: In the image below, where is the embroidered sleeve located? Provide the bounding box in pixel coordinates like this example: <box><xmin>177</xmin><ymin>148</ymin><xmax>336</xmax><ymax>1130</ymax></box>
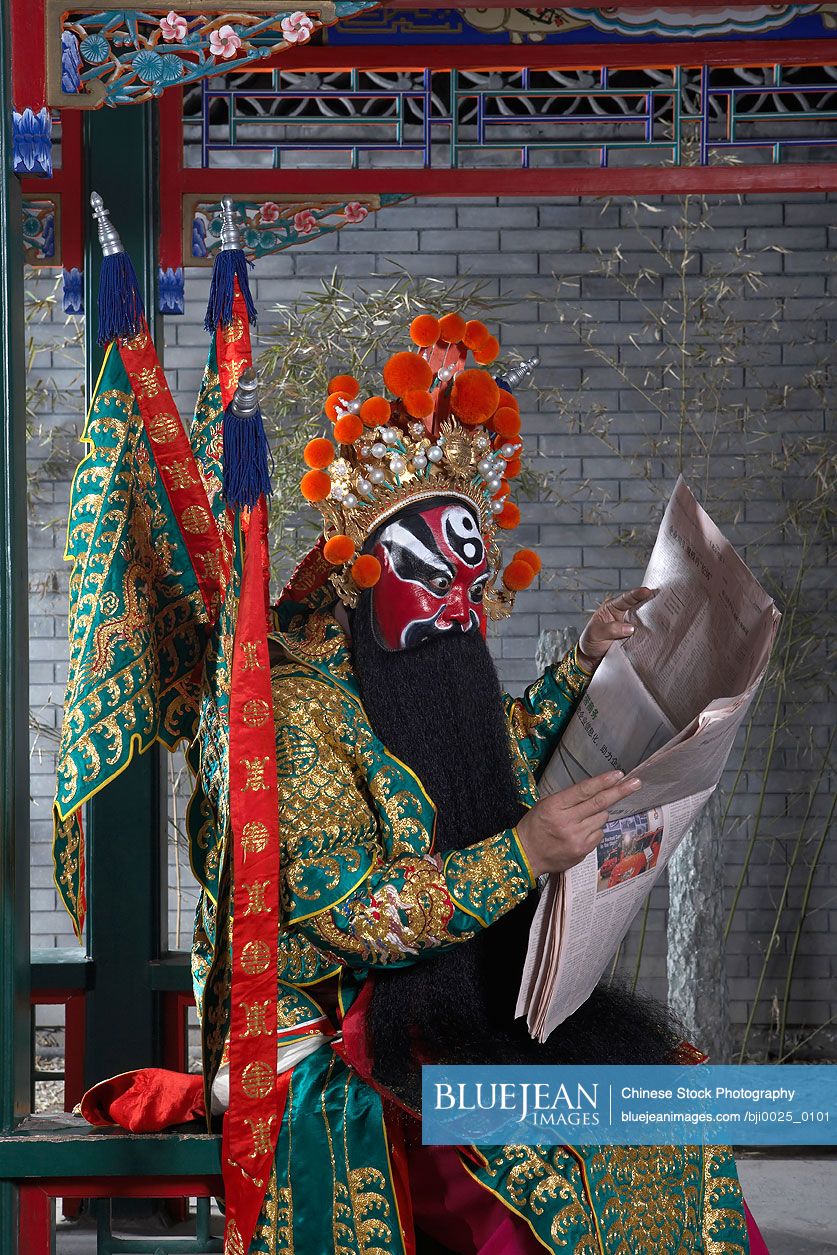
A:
<box><xmin>292</xmin><ymin>827</ymin><xmax>535</xmax><ymax>970</ymax></box>
<box><xmin>272</xmin><ymin>667</ymin><xmax>535</xmax><ymax>970</ymax></box>
<box><xmin>505</xmin><ymin>643</ymin><xmax>594</xmax><ymax>782</ymax></box>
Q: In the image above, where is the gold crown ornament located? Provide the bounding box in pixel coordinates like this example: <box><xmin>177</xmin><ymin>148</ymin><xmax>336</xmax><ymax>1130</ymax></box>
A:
<box><xmin>299</xmin><ymin>313</ymin><xmax>541</xmax><ymax>618</ymax></box>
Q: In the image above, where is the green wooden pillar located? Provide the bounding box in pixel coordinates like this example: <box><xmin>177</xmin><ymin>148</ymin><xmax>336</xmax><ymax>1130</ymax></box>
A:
<box><xmin>82</xmin><ymin>103</ymin><xmax>166</xmax><ymax>1090</ymax></box>
<box><xmin>0</xmin><ymin>0</ymin><xmax>31</xmax><ymax>1247</ymax></box>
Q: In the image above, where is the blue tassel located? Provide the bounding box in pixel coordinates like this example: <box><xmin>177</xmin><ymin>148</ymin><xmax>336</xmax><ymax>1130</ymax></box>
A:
<box><xmin>204</xmin><ymin>249</ymin><xmax>257</xmax><ymax>334</ymax></box>
<box><xmin>97</xmin><ymin>251</ymin><xmax>145</xmax><ymax>346</ymax></box>
<box><xmin>222</xmin><ymin>400</ymin><xmax>273</xmax><ymax>510</ymax></box>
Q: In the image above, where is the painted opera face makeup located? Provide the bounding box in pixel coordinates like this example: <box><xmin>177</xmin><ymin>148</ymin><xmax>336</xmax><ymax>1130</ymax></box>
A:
<box><xmin>369</xmin><ymin>500</ymin><xmax>489</xmax><ymax>651</ymax></box>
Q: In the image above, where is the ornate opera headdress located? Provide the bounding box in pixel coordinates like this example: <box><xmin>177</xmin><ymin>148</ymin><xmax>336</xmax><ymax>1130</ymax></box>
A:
<box><xmin>298</xmin><ymin>313</ymin><xmax>540</xmax><ymax>618</ymax></box>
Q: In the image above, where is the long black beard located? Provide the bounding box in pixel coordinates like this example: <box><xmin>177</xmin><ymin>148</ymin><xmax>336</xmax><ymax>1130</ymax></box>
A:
<box><xmin>350</xmin><ymin>592</ymin><xmax>682</xmax><ymax>1112</ymax></box>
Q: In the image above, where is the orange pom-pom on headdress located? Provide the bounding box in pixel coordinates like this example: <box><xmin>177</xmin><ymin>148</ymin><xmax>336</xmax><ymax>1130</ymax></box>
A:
<box><xmin>325</xmin><ymin>392</ymin><xmax>350</xmax><ymax>422</ymax></box>
<box><xmin>409</xmin><ymin>315</ymin><xmax>441</xmax><ymax>348</ymax></box>
<box><xmin>474</xmin><ymin>335</ymin><xmax>500</xmax><ymax>366</ymax></box>
<box><xmin>463</xmin><ymin>319</ymin><xmax>490</xmax><ymax>351</ymax></box>
<box><xmin>333</xmin><ymin>414</ymin><xmax>363</xmax><ymax>444</ymax></box>
<box><xmin>351</xmin><ymin>554</ymin><xmax>382</xmax><ymax>589</ymax></box>
<box><xmin>403</xmin><ymin>389</ymin><xmax>434</xmax><ymax>419</ymax></box>
<box><xmin>502</xmin><ymin>559</ymin><xmax>536</xmax><ymax>592</ymax></box>
<box><xmin>438</xmin><ymin>312</ymin><xmax>466</xmax><ymax>344</ymax></box>
<box><xmin>328</xmin><ymin>374</ymin><xmax>360</xmax><ymax>400</ymax></box>
<box><xmin>299</xmin><ymin>314</ymin><xmax>537</xmax><ymax>619</ymax></box>
<box><xmin>303</xmin><ymin>438</ymin><xmax>335</xmax><ymax>470</ymax></box>
<box><xmin>360</xmin><ymin>396</ymin><xmax>391</xmax><ymax>427</ymax></box>
<box><xmin>323</xmin><ymin>534</ymin><xmax>356</xmax><ymax>565</ymax></box>
<box><xmin>383</xmin><ymin>351</ymin><xmax>433</xmax><ymax>398</ymax></box>
<box><xmin>300</xmin><ymin>470</ymin><xmax>331</xmax><ymax>503</ymax></box>
<box><xmin>513</xmin><ymin>548</ymin><xmax>541</xmax><ymax>574</ymax></box>
<box><xmin>492</xmin><ymin>407</ymin><xmax>521</xmax><ymax>438</ymax></box>
<box><xmin>497</xmin><ymin>501</ymin><xmax>520</xmax><ymax>530</ymax></box>
<box><xmin>449</xmin><ymin>369</ymin><xmax>500</xmax><ymax>426</ymax></box>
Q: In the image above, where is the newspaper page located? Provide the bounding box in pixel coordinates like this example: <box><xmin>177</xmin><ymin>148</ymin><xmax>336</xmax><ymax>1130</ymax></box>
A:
<box><xmin>539</xmin><ymin>476</ymin><xmax>780</xmax><ymax>812</ymax></box>
<box><xmin>526</xmin><ymin>790</ymin><xmax>713</xmax><ymax>1041</ymax></box>
<box><xmin>516</xmin><ymin>478</ymin><xmax>780</xmax><ymax>1037</ymax></box>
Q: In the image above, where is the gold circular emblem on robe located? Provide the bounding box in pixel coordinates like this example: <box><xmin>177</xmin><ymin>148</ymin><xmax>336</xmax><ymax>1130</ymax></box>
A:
<box><xmin>222</xmin><ymin>314</ymin><xmax>245</xmax><ymax>344</ymax></box>
<box><xmin>241</xmin><ymin>1059</ymin><xmax>274</xmax><ymax>1099</ymax></box>
<box><xmin>242</xmin><ymin>820</ymin><xmax>269</xmax><ymax>855</ymax></box>
<box><xmin>241</xmin><ymin>939</ymin><xmax>271</xmax><ymax>975</ymax></box>
<box><xmin>147</xmin><ymin>414</ymin><xmax>180</xmax><ymax>444</ymax></box>
<box><xmin>181</xmin><ymin>505</ymin><xmax>212</xmax><ymax>534</ymax></box>
<box><xmin>242</xmin><ymin>698</ymin><xmax>271</xmax><ymax>728</ymax></box>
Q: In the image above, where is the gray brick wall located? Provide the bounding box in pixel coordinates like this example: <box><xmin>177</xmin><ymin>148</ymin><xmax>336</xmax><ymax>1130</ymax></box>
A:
<box><xmin>27</xmin><ymin>194</ymin><xmax>836</xmax><ymax>1052</ymax></box>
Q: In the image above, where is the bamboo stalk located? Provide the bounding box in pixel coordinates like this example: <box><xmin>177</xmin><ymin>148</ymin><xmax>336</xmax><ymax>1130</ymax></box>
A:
<box><xmin>779</xmin><ymin>789</ymin><xmax>837</xmax><ymax>1061</ymax></box>
<box><xmin>724</xmin><ymin>549</ymin><xmax>806</xmax><ymax>942</ymax></box>
<box><xmin>737</xmin><ymin>727</ymin><xmax>835</xmax><ymax>1062</ymax></box>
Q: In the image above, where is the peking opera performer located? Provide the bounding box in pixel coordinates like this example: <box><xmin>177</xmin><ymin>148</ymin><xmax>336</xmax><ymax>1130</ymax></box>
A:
<box><xmin>194</xmin><ymin>312</ymin><xmax>769</xmax><ymax>1254</ymax></box>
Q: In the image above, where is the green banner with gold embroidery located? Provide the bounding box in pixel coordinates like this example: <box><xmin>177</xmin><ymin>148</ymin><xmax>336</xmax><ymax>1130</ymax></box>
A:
<box><xmin>53</xmin><ymin>343</ymin><xmax>209</xmax><ymax>936</ymax></box>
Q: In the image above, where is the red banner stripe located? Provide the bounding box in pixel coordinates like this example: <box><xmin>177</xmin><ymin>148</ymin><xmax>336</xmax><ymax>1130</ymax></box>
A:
<box><xmin>216</xmin><ymin>283</ymin><xmax>254</xmax><ymax>411</ymax></box>
<box><xmin>225</xmin><ymin>495</ymin><xmax>283</xmax><ymax>1252</ymax></box>
<box><xmin>118</xmin><ymin>322</ymin><xmax>231</xmax><ymax>623</ymax></box>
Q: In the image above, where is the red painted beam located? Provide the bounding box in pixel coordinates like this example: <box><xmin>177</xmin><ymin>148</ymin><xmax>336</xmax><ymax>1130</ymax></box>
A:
<box><xmin>18</xmin><ymin>1185</ymin><xmax>52</xmax><ymax>1255</ymax></box>
<box><xmin>158</xmin><ymin>88</ymin><xmax>185</xmax><ymax>272</ymax></box>
<box><xmin>10</xmin><ymin>0</ymin><xmax>46</xmax><ymax>113</ymax></box>
<box><xmin>179</xmin><ymin>165</ymin><xmax>837</xmax><ymax>197</ymax></box>
<box><xmin>29</xmin><ymin>990</ymin><xmax>77</xmax><ymax>1004</ymax></box>
<box><xmin>271</xmin><ymin>39</ymin><xmax>837</xmax><ymax>72</ymax></box>
<box><xmin>161</xmin><ymin>991</ymin><xmax>192</xmax><ymax>1073</ymax></box>
<box><xmin>58</xmin><ymin>111</ymin><xmax>84</xmax><ymax>272</ymax></box>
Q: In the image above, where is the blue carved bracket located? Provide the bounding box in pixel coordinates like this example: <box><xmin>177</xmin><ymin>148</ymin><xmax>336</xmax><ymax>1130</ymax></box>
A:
<box><xmin>12</xmin><ymin>107</ymin><xmax>52</xmax><ymax>177</ymax></box>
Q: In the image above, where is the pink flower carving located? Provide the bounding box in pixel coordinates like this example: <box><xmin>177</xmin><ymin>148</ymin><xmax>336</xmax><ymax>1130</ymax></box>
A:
<box><xmin>159</xmin><ymin>11</ymin><xmax>187</xmax><ymax>41</ymax></box>
<box><xmin>281</xmin><ymin>12</ymin><xmax>315</xmax><ymax>44</ymax></box>
<box><xmin>293</xmin><ymin>209</ymin><xmax>318</xmax><ymax>235</ymax></box>
<box><xmin>209</xmin><ymin>24</ymin><xmax>242</xmax><ymax>59</ymax></box>
<box><xmin>343</xmin><ymin>201</ymin><xmax>369</xmax><ymax>225</ymax></box>
<box><xmin>259</xmin><ymin>202</ymin><xmax>281</xmax><ymax>224</ymax></box>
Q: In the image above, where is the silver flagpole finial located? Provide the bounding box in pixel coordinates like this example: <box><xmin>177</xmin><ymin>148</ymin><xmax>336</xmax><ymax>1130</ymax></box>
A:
<box><xmin>90</xmin><ymin>191</ymin><xmax>124</xmax><ymax>257</ymax></box>
<box><xmin>219</xmin><ymin>197</ymin><xmax>243</xmax><ymax>253</ymax></box>
<box><xmin>502</xmin><ymin>356</ymin><xmax>539</xmax><ymax>390</ymax></box>
<box><xmin>230</xmin><ymin>366</ymin><xmax>260</xmax><ymax>418</ymax></box>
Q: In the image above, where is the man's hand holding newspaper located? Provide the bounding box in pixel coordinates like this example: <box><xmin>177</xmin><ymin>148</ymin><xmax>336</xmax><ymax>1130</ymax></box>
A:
<box><xmin>515</xmin><ymin>477</ymin><xmax>781</xmax><ymax>1043</ymax></box>
<box><xmin>517</xmin><ymin>770</ymin><xmax>643</xmax><ymax>877</ymax></box>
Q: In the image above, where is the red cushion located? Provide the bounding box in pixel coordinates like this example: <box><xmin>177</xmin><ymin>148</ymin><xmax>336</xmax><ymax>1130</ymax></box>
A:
<box><xmin>79</xmin><ymin>1068</ymin><xmax>205</xmax><ymax>1133</ymax></box>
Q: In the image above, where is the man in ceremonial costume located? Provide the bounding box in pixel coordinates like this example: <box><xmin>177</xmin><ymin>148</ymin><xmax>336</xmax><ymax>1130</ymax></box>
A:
<box><xmin>194</xmin><ymin>312</ymin><xmax>761</xmax><ymax>1254</ymax></box>
<box><xmin>54</xmin><ymin>214</ymin><xmax>764</xmax><ymax>1252</ymax></box>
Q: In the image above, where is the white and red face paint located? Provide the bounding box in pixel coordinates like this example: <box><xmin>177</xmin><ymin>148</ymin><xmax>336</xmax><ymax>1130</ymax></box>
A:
<box><xmin>368</xmin><ymin>500</ymin><xmax>489</xmax><ymax>651</ymax></box>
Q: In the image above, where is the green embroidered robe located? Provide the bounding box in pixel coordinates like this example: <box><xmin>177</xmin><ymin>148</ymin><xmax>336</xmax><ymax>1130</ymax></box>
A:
<box><xmin>194</xmin><ymin>592</ymin><xmax>749</xmax><ymax>1255</ymax></box>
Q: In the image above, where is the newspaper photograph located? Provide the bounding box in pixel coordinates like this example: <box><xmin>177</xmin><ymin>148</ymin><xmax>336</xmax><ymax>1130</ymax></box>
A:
<box><xmin>517</xmin><ymin>478</ymin><xmax>781</xmax><ymax>1040</ymax></box>
<box><xmin>596</xmin><ymin>808</ymin><xmax>664</xmax><ymax>894</ymax></box>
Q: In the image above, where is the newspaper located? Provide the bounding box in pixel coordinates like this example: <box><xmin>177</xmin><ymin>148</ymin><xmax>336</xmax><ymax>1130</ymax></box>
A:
<box><xmin>516</xmin><ymin>477</ymin><xmax>780</xmax><ymax>1041</ymax></box>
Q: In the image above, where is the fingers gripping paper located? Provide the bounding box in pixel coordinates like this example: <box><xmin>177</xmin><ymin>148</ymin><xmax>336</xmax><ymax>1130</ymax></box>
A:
<box><xmin>517</xmin><ymin>478</ymin><xmax>780</xmax><ymax>1041</ymax></box>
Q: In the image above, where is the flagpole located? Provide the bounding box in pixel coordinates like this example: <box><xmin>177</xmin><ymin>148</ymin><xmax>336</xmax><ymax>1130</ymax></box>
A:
<box><xmin>81</xmin><ymin>103</ymin><xmax>165</xmax><ymax>1105</ymax></box>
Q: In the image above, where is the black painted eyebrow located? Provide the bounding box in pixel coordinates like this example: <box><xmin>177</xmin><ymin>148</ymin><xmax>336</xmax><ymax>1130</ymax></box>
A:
<box><xmin>389</xmin><ymin>539</ymin><xmax>455</xmax><ymax>587</ymax></box>
<box><xmin>381</xmin><ymin>513</ymin><xmax>455</xmax><ymax>587</ymax></box>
